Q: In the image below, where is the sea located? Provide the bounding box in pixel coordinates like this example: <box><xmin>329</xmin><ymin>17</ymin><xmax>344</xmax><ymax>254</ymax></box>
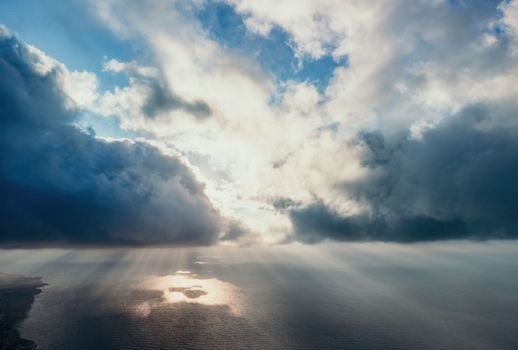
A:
<box><xmin>1</xmin><ymin>241</ymin><xmax>518</xmax><ymax>349</ymax></box>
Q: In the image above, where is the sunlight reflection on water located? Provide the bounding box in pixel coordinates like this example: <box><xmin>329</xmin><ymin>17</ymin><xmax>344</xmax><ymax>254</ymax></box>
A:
<box><xmin>137</xmin><ymin>270</ymin><xmax>242</xmax><ymax>316</ymax></box>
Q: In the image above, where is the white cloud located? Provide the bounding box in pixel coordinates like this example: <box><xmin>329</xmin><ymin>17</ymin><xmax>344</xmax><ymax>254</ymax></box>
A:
<box><xmin>499</xmin><ymin>0</ymin><xmax>518</xmax><ymax>54</ymax></box>
<box><xmin>227</xmin><ymin>0</ymin><xmax>518</xmax><ymax>132</ymax></box>
<box><xmin>24</xmin><ymin>44</ymin><xmax>99</xmax><ymax>108</ymax></box>
<box><xmin>501</xmin><ymin>0</ymin><xmax>518</xmax><ymax>34</ymax></box>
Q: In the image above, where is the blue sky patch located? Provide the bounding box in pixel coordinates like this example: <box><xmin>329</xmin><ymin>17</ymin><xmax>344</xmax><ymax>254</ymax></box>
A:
<box><xmin>197</xmin><ymin>2</ymin><xmax>344</xmax><ymax>92</ymax></box>
<box><xmin>0</xmin><ymin>0</ymin><xmax>134</xmax><ymax>91</ymax></box>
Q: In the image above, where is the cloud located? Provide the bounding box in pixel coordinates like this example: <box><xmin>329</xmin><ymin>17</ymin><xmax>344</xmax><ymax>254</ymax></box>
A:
<box><xmin>227</xmin><ymin>0</ymin><xmax>518</xmax><ymax>134</ymax></box>
<box><xmin>0</xmin><ymin>27</ymin><xmax>225</xmax><ymax>247</ymax></box>
<box><xmin>500</xmin><ymin>1</ymin><xmax>518</xmax><ymax>40</ymax></box>
<box><xmin>140</xmin><ymin>78</ymin><xmax>211</xmax><ymax>119</ymax></box>
<box><xmin>289</xmin><ymin>106</ymin><xmax>518</xmax><ymax>242</ymax></box>
<box><xmin>101</xmin><ymin>59</ymin><xmax>211</xmax><ymax>120</ymax></box>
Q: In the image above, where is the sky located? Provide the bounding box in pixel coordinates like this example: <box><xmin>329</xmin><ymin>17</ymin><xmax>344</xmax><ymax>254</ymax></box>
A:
<box><xmin>1</xmin><ymin>0</ymin><xmax>518</xmax><ymax>247</ymax></box>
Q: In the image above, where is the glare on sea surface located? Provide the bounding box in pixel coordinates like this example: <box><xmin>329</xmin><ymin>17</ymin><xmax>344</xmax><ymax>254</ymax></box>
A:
<box><xmin>137</xmin><ymin>270</ymin><xmax>242</xmax><ymax>316</ymax></box>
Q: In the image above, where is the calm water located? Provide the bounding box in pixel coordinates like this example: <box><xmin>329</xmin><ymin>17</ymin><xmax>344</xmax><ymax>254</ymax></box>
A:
<box><xmin>1</xmin><ymin>242</ymin><xmax>518</xmax><ymax>349</ymax></box>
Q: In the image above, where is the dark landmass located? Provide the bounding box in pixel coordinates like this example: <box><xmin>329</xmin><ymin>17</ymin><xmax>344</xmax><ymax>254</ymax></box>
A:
<box><xmin>0</xmin><ymin>273</ymin><xmax>46</xmax><ymax>350</ymax></box>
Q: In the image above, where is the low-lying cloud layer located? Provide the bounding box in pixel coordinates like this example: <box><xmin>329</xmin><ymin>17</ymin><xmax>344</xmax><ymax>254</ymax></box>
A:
<box><xmin>0</xmin><ymin>28</ymin><xmax>224</xmax><ymax>246</ymax></box>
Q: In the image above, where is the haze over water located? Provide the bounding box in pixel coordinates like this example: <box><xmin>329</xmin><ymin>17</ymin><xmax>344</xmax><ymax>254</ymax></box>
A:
<box><xmin>1</xmin><ymin>242</ymin><xmax>518</xmax><ymax>350</ymax></box>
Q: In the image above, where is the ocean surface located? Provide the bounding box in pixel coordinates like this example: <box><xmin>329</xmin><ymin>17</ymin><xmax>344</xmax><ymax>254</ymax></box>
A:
<box><xmin>1</xmin><ymin>242</ymin><xmax>518</xmax><ymax>349</ymax></box>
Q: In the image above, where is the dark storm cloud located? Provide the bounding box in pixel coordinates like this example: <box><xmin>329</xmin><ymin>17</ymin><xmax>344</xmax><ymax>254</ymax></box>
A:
<box><xmin>141</xmin><ymin>77</ymin><xmax>211</xmax><ymax>119</ymax></box>
<box><xmin>290</xmin><ymin>203</ymin><xmax>469</xmax><ymax>243</ymax></box>
<box><xmin>0</xmin><ymin>28</ymin><xmax>223</xmax><ymax>246</ymax></box>
<box><xmin>290</xmin><ymin>106</ymin><xmax>518</xmax><ymax>243</ymax></box>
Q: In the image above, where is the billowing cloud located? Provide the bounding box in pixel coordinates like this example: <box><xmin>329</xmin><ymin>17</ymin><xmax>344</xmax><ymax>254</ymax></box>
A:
<box><xmin>290</xmin><ymin>106</ymin><xmax>518</xmax><ymax>242</ymax></box>
<box><xmin>0</xmin><ymin>27</ymin><xmax>225</xmax><ymax>247</ymax></box>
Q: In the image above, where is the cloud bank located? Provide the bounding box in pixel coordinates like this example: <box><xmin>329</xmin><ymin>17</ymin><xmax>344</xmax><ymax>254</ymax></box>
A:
<box><xmin>0</xmin><ymin>27</ymin><xmax>225</xmax><ymax>247</ymax></box>
<box><xmin>289</xmin><ymin>106</ymin><xmax>518</xmax><ymax>242</ymax></box>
